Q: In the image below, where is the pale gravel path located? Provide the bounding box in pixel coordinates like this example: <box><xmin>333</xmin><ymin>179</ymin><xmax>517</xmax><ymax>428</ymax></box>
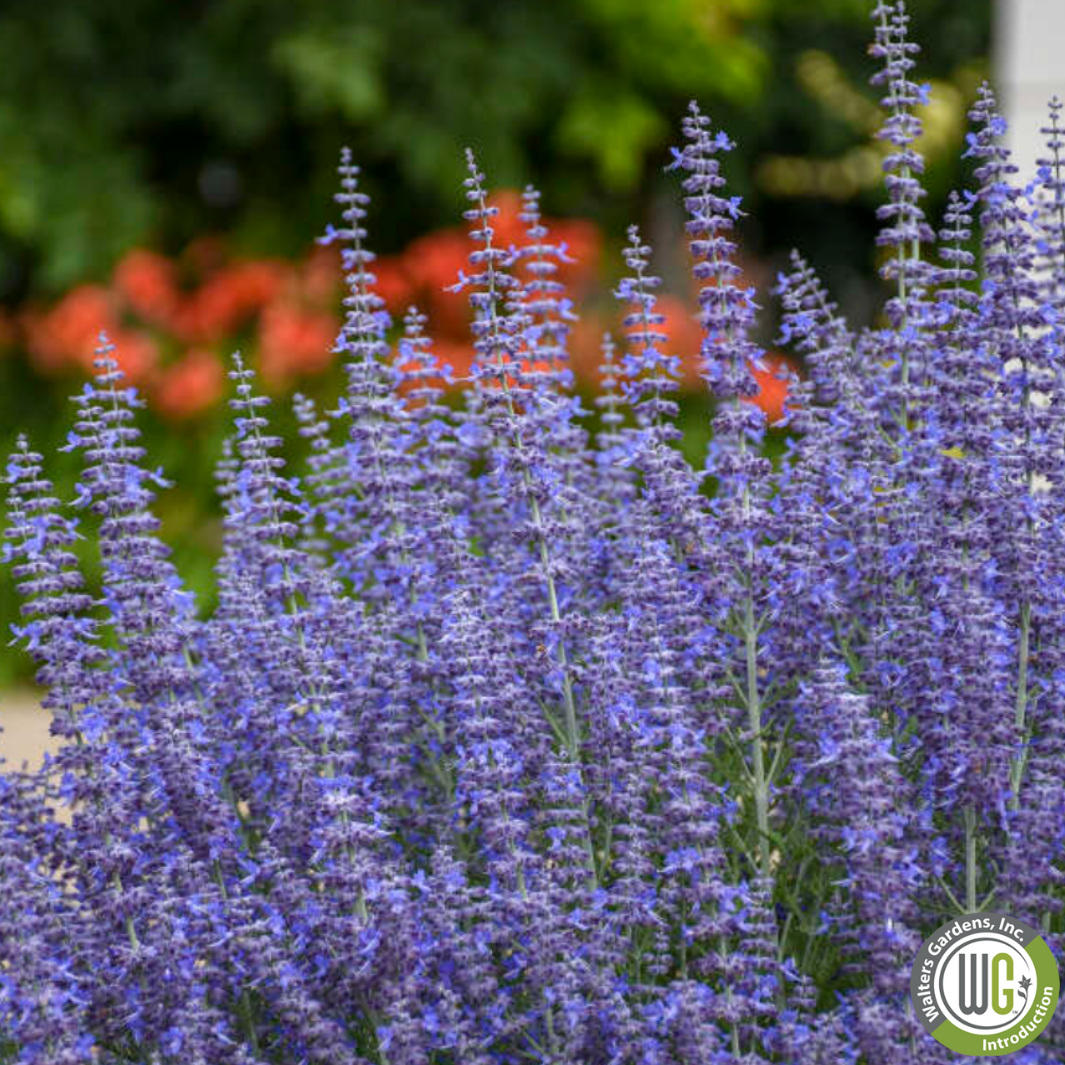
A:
<box><xmin>0</xmin><ymin>689</ymin><xmax>55</xmax><ymax>769</ymax></box>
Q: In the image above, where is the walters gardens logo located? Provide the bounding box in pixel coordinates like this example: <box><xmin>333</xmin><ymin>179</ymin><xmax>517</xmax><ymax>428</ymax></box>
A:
<box><xmin>911</xmin><ymin>913</ymin><xmax>1060</xmax><ymax>1056</ymax></box>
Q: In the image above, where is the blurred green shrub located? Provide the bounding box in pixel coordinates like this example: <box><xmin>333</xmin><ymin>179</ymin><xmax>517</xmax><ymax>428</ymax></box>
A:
<box><xmin>0</xmin><ymin>0</ymin><xmax>988</xmax><ymax>301</ymax></box>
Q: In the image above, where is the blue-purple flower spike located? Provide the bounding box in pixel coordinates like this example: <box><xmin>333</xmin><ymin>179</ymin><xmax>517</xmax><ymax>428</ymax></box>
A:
<box><xmin>6</xmin><ymin>13</ymin><xmax>1065</xmax><ymax>1064</ymax></box>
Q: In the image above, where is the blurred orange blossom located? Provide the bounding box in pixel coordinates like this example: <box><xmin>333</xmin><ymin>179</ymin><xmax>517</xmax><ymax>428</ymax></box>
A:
<box><xmin>13</xmin><ymin>192</ymin><xmax>793</xmax><ymax>422</ymax></box>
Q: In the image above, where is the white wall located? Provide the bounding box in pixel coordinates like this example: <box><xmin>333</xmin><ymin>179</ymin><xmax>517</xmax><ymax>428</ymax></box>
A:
<box><xmin>998</xmin><ymin>0</ymin><xmax>1065</xmax><ymax>180</ymax></box>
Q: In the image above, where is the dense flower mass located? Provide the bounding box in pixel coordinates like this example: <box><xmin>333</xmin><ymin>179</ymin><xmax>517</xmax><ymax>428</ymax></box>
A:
<box><xmin>2</xmin><ymin>4</ymin><xmax>1065</xmax><ymax>1062</ymax></box>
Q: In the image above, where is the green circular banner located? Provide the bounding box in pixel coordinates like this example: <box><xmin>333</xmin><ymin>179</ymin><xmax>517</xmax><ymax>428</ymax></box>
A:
<box><xmin>911</xmin><ymin>912</ymin><xmax>1060</xmax><ymax>1056</ymax></box>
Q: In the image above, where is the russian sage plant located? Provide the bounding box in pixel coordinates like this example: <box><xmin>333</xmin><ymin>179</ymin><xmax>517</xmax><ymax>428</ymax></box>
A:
<box><xmin>3</xmin><ymin>3</ymin><xmax>1065</xmax><ymax>1063</ymax></box>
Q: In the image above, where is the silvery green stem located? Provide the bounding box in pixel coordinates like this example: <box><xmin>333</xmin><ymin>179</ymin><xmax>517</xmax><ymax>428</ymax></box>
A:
<box><xmin>1009</xmin><ymin>280</ymin><xmax>1033</xmax><ymax>812</ymax></box>
<box><xmin>720</xmin><ymin>935</ymin><xmax>742</xmax><ymax>1058</ymax></box>
<box><xmin>964</xmin><ymin>805</ymin><xmax>977</xmax><ymax>913</ymax></box>
<box><xmin>1010</xmin><ymin>599</ymin><xmax>1031</xmax><ymax>810</ymax></box>
<box><xmin>739</xmin><ymin>432</ymin><xmax>771</xmax><ymax>880</ymax></box>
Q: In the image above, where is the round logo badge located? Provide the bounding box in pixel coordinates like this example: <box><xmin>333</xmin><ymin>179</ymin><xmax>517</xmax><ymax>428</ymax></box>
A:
<box><xmin>911</xmin><ymin>912</ymin><xmax>1060</xmax><ymax>1056</ymax></box>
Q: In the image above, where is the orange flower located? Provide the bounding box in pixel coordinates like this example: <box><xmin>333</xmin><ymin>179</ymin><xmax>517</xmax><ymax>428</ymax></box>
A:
<box><xmin>299</xmin><ymin>245</ymin><xmax>342</xmax><ymax>304</ymax></box>
<box><xmin>104</xmin><ymin>330</ymin><xmax>159</xmax><ymax>385</ymax></box>
<box><xmin>372</xmin><ymin>256</ymin><xmax>413</xmax><ymax>314</ymax></box>
<box><xmin>113</xmin><ymin>249</ymin><xmax>180</xmax><ymax>327</ymax></box>
<box><xmin>399</xmin><ymin>197</ymin><xmax>604</xmax><ymax>343</ymax></box>
<box><xmin>401</xmin><ymin>229</ymin><xmax>471</xmax><ymax>337</ymax></box>
<box><xmin>258</xmin><ymin>301</ymin><xmax>339</xmax><ymax>385</ymax></box>
<box><xmin>567</xmin><ymin>313</ymin><xmax>611</xmax><ymax>384</ymax></box>
<box><xmin>550</xmin><ymin>220</ymin><xmax>602</xmax><ymax>294</ymax></box>
<box><xmin>655</xmin><ymin>295</ymin><xmax>704</xmax><ymax>385</ymax></box>
<box><xmin>485</xmin><ymin>190</ymin><xmax>526</xmax><ymax>250</ymax></box>
<box><xmin>152</xmin><ymin>350</ymin><xmax>225</xmax><ymax>420</ymax></box>
<box><xmin>175</xmin><ymin>261</ymin><xmax>290</xmax><ymax>344</ymax></box>
<box><xmin>488</xmin><ymin>191</ymin><xmax>602</xmax><ymax>292</ymax></box>
<box><xmin>21</xmin><ymin>287</ymin><xmax>157</xmax><ymax>383</ymax></box>
<box><xmin>579</xmin><ymin>293</ymin><xmax>798</xmax><ymax>423</ymax></box>
<box><xmin>430</xmin><ymin>338</ymin><xmax>476</xmax><ymax>383</ymax></box>
<box><xmin>748</xmin><ymin>354</ymin><xmax>798</xmax><ymax>425</ymax></box>
<box><xmin>23</xmin><ymin>285</ymin><xmax>116</xmax><ymax>373</ymax></box>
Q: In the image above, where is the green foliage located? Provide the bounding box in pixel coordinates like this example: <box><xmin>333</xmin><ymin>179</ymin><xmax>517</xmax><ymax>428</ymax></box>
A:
<box><xmin>272</xmin><ymin>28</ymin><xmax>385</xmax><ymax>123</ymax></box>
<box><xmin>0</xmin><ymin>0</ymin><xmax>772</xmax><ymax>293</ymax></box>
<box><xmin>0</xmin><ymin>0</ymin><xmax>989</xmax><ymax>298</ymax></box>
<box><xmin>556</xmin><ymin>87</ymin><xmax>667</xmax><ymax>190</ymax></box>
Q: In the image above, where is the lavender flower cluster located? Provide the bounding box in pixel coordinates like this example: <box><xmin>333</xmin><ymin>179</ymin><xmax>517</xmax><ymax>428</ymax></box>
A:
<box><xmin>3</xmin><ymin>5</ymin><xmax>1064</xmax><ymax>1062</ymax></box>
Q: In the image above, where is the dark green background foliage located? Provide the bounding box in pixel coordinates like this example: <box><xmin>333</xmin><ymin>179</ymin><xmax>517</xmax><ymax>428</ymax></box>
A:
<box><xmin>0</xmin><ymin>0</ymin><xmax>989</xmax><ymax>298</ymax></box>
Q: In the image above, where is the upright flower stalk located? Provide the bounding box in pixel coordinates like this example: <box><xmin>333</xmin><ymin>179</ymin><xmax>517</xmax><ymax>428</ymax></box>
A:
<box><xmin>455</xmin><ymin>149</ymin><xmax>599</xmax><ymax>892</ymax></box>
<box><xmin>673</xmin><ymin>101</ymin><xmax>777</xmax><ymax>887</ymax></box>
